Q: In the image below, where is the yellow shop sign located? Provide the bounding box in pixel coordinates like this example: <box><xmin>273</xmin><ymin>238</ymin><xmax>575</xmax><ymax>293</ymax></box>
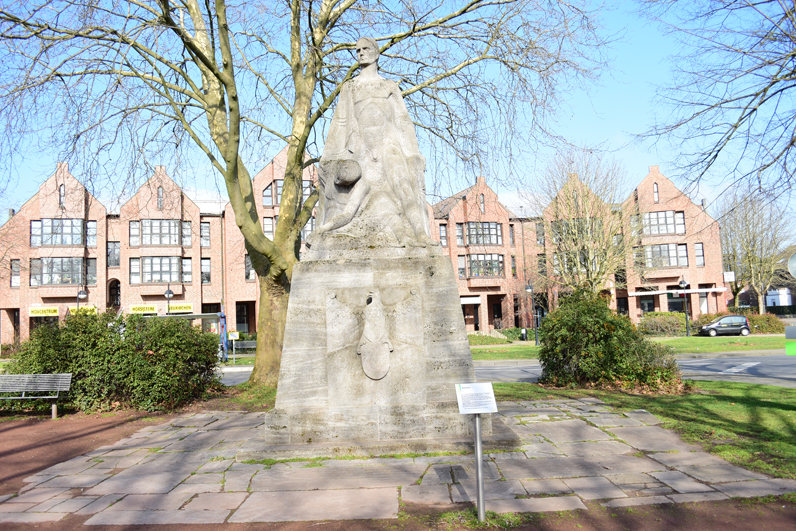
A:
<box><xmin>29</xmin><ymin>307</ymin><xmax>59</xmax><ymax>317</ymax></box>
<box><xmin>168</xmin><ymin>303</ymin><xmax>193</xmax><ymax>314</ymax></box>
<box><xmin>130</xmin><ymin>304</ymin><xmax>157</xmax><ymax>314</ymax></box>
<box><xmin>67</xmin><ymin>305</ymin><xmax>97</xmax><ymax>314</ymax></box>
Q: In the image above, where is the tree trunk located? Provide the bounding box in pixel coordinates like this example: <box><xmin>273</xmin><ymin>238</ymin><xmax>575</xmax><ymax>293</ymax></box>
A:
<box><xmin>248</xmin><ymin>273</ymin><xmax>290</xmax><ymax>386</ymax></box>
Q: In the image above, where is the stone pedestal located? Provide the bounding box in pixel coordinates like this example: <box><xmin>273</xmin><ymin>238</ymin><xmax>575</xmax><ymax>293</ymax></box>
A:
<box><xmin>242</xmin><ymin>246</ymin><xmax>520</xmax><ymax>459</ymax></box>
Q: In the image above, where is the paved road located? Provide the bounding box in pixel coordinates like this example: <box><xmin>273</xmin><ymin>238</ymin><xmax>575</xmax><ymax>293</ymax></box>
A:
<box><xmin>221</xmin><ymin>352</ymin><xmax>796</xmax><ymax>388</ymax></box>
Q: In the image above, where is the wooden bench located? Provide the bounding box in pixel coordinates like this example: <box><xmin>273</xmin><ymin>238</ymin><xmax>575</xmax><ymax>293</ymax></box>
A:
<box><xmin>0</xmin><ymin>373</ymin><xmax>72</xmax><ymax>419</ymax></box>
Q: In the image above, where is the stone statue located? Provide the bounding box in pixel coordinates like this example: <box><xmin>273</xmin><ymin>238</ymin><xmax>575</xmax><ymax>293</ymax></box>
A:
<box><xmin>313</xmin><ymin>37</ymin><xmax>434</xmax><ymax>248</ymax></box>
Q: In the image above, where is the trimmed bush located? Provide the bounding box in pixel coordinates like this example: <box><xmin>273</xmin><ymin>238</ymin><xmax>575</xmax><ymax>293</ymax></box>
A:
<box><xmin>538</xmin><ymin>290</ymin><xmax>681</xmax><ymax>390</ymax></box>
<box><xmin>468</xmin><ymin>334</ymin><xmax>510</xmax><ymax>345</ymax></box>
<box><xmin>638</xmin><ymin>312</ymin><xmax>687</xmax><ymax>336</ymax></box>
<box><xmin>498</xmin><ymin>328</ymin><xmax>524</xmax><ymax>341</ymax></box>
<box><xmin>4</xmin><ymin>312</ymin><xmax>220</xmax><ymax>412</ymax></box>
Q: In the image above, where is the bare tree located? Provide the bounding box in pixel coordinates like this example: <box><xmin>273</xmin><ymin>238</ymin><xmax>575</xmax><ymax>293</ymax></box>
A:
<box><xmin>716</xmin><ymin>192</ymin><xmax>791</xmax><ymax>315</ymax></box>
<box><xmin>0</xmin><ymin>0</ymin><xmax>609</xmax><ymax>384</ymax></box>
<box><xmin>528</xmin><ymin>148</ymin><xmax>638</xmax><ymax>295</ymax></box>
<box><xmin>642</xmin><ymin>0</ymin><xmax>796</xmax><ymax>197</ymax></box>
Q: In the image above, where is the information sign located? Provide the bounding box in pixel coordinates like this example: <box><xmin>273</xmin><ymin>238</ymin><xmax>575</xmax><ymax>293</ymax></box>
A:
<box><xmin>29</xmin><ymin>307</ymin><xmax>59</xmax><ymax>317</ymax></box>
<box><xmin>228</xmin><ymin>332</ymin><xmax>240</xmax><ymax>340</ymax></box>
<box><xmin>455</xmin><ymin>382</ymin><xmax>498</xmax><ymax>414</ymax></box>
<box><xmin>130</xmin><ymin>304</ymin><xmax>157</xmax><ymax>314</ymax></box>
<box><xmin>168</xmin><ymin>303</ymin><xmax>193</xmax><ymax>314</ymax></box>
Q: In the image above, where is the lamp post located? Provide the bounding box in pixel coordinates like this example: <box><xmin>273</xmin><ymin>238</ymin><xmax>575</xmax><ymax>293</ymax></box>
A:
<box><xmin>525</xmin><ymin>284</ymin><xmax>539</xmax><ymax>346</ymax></box>
<box><xmin>76</xmin><ymin>289</ymin><xmax>88</xmax><ymax>311</ymax></box>
<box><xmin>164</xmin><ymin>283</ymin><xmax>174</xmax><ymax>315</ymax></box>
<box><xmin>679</xmin><ymin>279</ymin><xmax>691</xmax><ymax>337</ymax></box>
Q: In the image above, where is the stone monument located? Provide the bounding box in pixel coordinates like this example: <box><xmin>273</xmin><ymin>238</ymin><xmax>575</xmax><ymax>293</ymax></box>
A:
<box><xmin>241</xmin><ymin>38</ymin><xmax>518</xmax><ymax>459</ymax></box>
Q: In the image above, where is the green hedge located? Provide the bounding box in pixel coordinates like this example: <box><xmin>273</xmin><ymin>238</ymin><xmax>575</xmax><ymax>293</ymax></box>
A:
<box><xmin>498</xmin><ymin>328</ymin><xmax>524</xmax><ymax>341</ymax></box>
<box><xmin>468</xmin><ymin>334</ymin><xmax>511</xmax><ymax>345</ymax></box>
<box><xmin>538</xmin><ymin>290</ymin><xmax>680</xmax><ymax>389</ymax></box>
<box><xmin>638</xmin><ymin>312</ymin><xmax>688</xmax><ymax>336</ymax></box>
<box><xmin>3</xmin><ymin>312</ymin><xmax>221</xmax><ymax>412</ymax></box>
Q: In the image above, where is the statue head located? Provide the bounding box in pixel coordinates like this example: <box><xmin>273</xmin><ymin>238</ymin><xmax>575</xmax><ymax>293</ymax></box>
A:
<box><xmin>355</xmin><ymin>37</ymin><xmax>380</xmax><ymax>67</ymax></box>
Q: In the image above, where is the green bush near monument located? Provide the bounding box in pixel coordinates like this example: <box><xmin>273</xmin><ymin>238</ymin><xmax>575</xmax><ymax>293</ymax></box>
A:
<box><xmin>538</xmin><ymin>290</ymin><xmax>681</xmax><ymax>390</ymax></box>
<box><xmin>3</xmin><ymin>312</ymin><xmax>220</xmax><ymax>412</ymax></box>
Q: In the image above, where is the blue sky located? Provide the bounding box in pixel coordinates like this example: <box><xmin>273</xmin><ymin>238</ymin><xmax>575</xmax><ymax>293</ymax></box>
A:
<box><xmin>0</xmin><ymin>3</ymin><xmax>717</xmax><ymax>218</ymax></box>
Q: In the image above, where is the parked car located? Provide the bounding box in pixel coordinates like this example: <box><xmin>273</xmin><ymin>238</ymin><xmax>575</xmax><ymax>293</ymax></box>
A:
<box><xmin>699</xmin><ymin>315</ymin><xmax>751</xmax><ymax>337</ymax></box>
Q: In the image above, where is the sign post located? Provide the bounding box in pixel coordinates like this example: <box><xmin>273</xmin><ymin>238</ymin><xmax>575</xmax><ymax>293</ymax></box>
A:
<box><xmin>455</xmin><ymin>382</ymin><xmax>498</xmax><ymax>522</ymax></box>
<box><xmin>228</xmin><ymin>332</ymin><xmax>240</xmax><ymax>363</ymax></box>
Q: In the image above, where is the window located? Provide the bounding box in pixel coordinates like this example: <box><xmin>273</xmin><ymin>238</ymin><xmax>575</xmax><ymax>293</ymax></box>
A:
<box><xmin>109</xmin><ymin>280</ymin><xmax>121</xmax><ymax>306</ymax></box>
<box><xmin>275</xmin><ymin>180</ymin><xmax>284</xmax><ymax>204</ymax></box>
<box><xmin>236</xmin><ymin>303</ymin><xmax>249</xmax><ymax>334</ymax></box>
<box><xmin>479</xmin><ymin>194</ymin><xmax>485</xmax><ymax>213</ymax></box>
<box><xmin>86</xmin><ymin>258</ymin><xmax>96</xmax><ymax>285</ymax></box>
<box><xmin>640</xmin><ymin>296</ymin><xmax>655</xmax><ymax>313</ymax></box>
<box><xmin>653</xmin><ymin>183</ymin><xmax>659</xmax><ymax>203</ymax></box>
<box><xmin>695</xmin><ymin>243</ymin><xmax>705</xmax><ymax>267</ymax></box>
<box><xmin>263</xmin><ymin>217</ymin><xmax>274</xmax><ymax>239</ymax></box>
<box><xmin>536</xmin><ymin>222</ymin><xmax>545</xmax><ymax>245</ymax></box>
<box><xmin>59</xmin><ymin>184</ymin><xmax>65</xmax><ymax>208</ymax></box>
<box><xmin>511</xmin><ymin>256</ymin><xmax>517</xmax><ymax>277</ymax></box>
<box><xmin>182</xmin><ymin>258</ymin><xmax>192</xmax><ymax>283</ymax></box>
<box><xmin>439</xmin><ymin>224</ymin><xmax>448</xmax><ymax>247</ymax></box>
<box><xmin>157</xmin><ymin>186</ymin><xmax>164</xmax><ymax>210</ymax></box>
<box><xmin>86</xmin><ymin>221</ymin><xmax>97</xmax><ymax>247</ymax></box>
<box><xmin>642</xmin><ymin>211</ymin><xmax>685</xmax><ymax>235</ymax></box>
<box><xmin>129</xmin><ymin>221</ymin><xmax>140</xmax><ymax>246</ymax></box>
<box><xmin>30</xmin><ymin>257</ymin><xmax>86</xmax><ymax>285</ymax></box>
<box><xmin>641</xmin><ymin>243</ymin><xmax>688</xmax><ymax>268</ymax></box>
<box><xmin>200</xmin><ymin>222</ymin><xmax>210</xmax><ymax>247</ymax></box>
<box><xmin>30</xmin><ymin>220</ymin><xmax>41</xmax><ymax>247</ymax></box>
<box><xmin>107</xmin><ymin>242</ymin><xmax>120</xmax><ymax>267</ymax></box>
<box><xmin>245</xmin><ymin>255</ymin><xmax>256</xmax><ymax>281</ymax></box>
<box><xmin>142</xmin><ymin>219</ymin><xmax>179</xmax><ymax>245</ymax></box>
<box><xmin>456</xmin><ymin>223</ymin><xmax>464</xmax><ymax>246</ymax></box>
<box><xmin>201</xmin><ymin>258</ymin><xmax>211</xmax><ymax>284</ymax></box>
<box><xmin>130</xmin><ymin>258</ymin><xmax>140</xmax><ymax>284</ymax></box>
<box><xmin>263</xmin><ymin>184</ymin><xmax>273</xmax><ymax>206</ymax></box>
<box><xmin>142</xmin><ymin>256</ymin><xmax>180</xmax><ymax>283</ymax></box>
<box><xmin>468</xmin><ymin>254</ymin><xmax>504</xmax><ymax>277</ymax></box>
<box><xmin>301</xmin><ymin>217</ymin><xmax>315</xmax><ymax>241</ymax></box>
<box><xmin>182</xmin><ymin>221</ymin><xmax>192</xmax><ymax>246</ymax></box>
<box><xmin>466</xmin><ymin>222</ymin><xmax>502</xmax><ymax>245</ymax></box>
<box><xmin>10</xmin><ymin>259</ymin><xmax>20</xmax><ymax>287</ymax></box>
<box><xmin>303</xmin><ymin>180</ymin><xmax>313</xmax><ymax>203</ymax></box>
<box><xmin>458</xmin><ymin>256</ymin><xmax>466</xmax><ymax>278</ymax></box>
<box><xmin>538</xmin><ymin>254</ymin><xmax>547</xmax><ymax>276</ymax></box>
<box><xmin>509</xmin><ymin>224</ymin><xmax>515</xmax><ymax>246</ymax></box>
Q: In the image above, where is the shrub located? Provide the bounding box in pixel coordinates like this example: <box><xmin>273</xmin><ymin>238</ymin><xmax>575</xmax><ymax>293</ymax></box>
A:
<box><xmin>499</xmin><ymin>328</ymin><xmax>523</xmax><ymax>341</ymax></box>
<box><xmin>468</xmin><ymin>334</ymin><xmax>510</xmax><ymax>345</ymax></box>
<box><xmin>538</xmin><ymin>290</ymin><xmax>681</xmax><ymax>390</ymax></box>
<box><xmin>638</xmin><ymin>312</ymin><xmax>687</xmax><ymax>336</ymax></box>
<box><xmin>4</xmin><ymin>312</ymin><xmax>220</xmax><ymax>412</ymax></box>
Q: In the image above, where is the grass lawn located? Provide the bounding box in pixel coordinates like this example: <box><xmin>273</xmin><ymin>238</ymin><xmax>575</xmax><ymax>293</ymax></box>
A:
<box><xmin>494</xmin><ymin>381</ymin><xmax>796</xmax><ymax>479</ymax></box>
<box><xmin>655</xmin><ymin>335</ymin><xmax>785</xmax><ymax>354</ymax></box>
<box><xmin>471</xmin><ymin>345</ymin><xmax>540</xmax><ymax>360</ymax></box>
<box><xmin>220</xmin><ymin>355</ymin><xmax>256</xmax><ymax>366</ymax></box>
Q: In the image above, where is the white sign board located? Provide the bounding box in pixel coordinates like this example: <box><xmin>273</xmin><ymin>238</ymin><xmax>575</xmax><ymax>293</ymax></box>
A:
<box><xmin>228</xmin><ymin>332</ymin><xmax>240</xmax><ymax>340</ymax></box>
<box><xmin>723</xmin><ymin>271</ymin><xmax>736</xmax><ymax>283</ymax></box>
<box><xmin>455</xmin><ymin>383</ymin><xmax>498</xmax><ymax>414</ymax></box>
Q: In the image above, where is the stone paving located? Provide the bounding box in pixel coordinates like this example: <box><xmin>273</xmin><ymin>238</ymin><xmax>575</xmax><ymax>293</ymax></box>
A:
<box><xmin>2</xmin><ymin>399</ymin><xmax>796</xmax><ymax>525</ymax></box>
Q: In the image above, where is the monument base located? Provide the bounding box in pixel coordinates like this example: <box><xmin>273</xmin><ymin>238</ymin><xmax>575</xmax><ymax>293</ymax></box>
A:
<box><xmin>257</xmin><ymin>249</ymin><xmax>491</xmax><ymax>449</ymax></box>
<box><xmin>237</xmin><ymin>416</ymin><xmax>521</xmax><ymax>461</ymax></box>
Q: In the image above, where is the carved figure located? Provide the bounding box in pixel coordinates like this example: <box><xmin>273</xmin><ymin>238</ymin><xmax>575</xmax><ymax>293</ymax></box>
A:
<box><xmin>357</xmin><ymin>290</ymin><xmax>392</xmax><ymax>380</ymax></box>
<box><xmin>315</xmin><ymin>37</ymin><xmax>433</xmax><ymax>247</ymax></box>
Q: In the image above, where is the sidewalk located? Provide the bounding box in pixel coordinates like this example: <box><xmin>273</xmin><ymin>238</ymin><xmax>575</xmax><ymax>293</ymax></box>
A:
<box><xmin>1</xmin><ymin>398</ymin><xmax>795</xmax><ymax>525</ymax></box>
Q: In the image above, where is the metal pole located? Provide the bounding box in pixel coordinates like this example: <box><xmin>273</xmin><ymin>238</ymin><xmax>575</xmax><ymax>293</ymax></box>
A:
<box><xmin>474</xmin><ymin>413</ymin><xmax>485</xmax><ymax>522</ymax></box>
<box><xmin>684</xmin><ymin>291</ymin><xmax>691</xmax><ymax>337</ymax></box>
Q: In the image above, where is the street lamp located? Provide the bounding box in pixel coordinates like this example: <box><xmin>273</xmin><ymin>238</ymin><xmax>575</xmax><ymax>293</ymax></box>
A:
<box><xmin>164</xmin><ymin>283</ymin><xmax>174</xmax><ymax>315</ymax></box>
<box><xmin>76</xmin><ymin>289</ymin><xmax>88</xmax><ymax>310</ymax></box>
<box><xmin>525</xmin><ymin>284</ymin><xmax>539</xmax><ymax>346</ymax></box>
<box><xmin>679</xmin><ymin>280</ymin><xmax>691</xmax><ymax>337</ymax></box>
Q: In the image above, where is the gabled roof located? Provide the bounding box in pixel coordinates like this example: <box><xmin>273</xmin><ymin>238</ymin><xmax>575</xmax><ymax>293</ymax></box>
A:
<box><xmin>432</xmin><ymin>184</ymin><xmax>475</xmax><ymax>219</ymax></box>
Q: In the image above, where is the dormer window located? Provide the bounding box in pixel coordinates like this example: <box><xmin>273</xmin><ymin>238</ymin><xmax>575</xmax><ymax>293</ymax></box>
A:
<box><xmin>59</xmin><ymin>185</ymin><xmax>65</xmax><ymax>209</ymax></box>
<box><xmin>653</xmin><ymin>183</ymin><xmax>659</xmax><ymax>203</ymax></box>
<box><xmin>157</xmin><ymin>186</ymin><xmax>164</xmax><ymax>210</ymax></box>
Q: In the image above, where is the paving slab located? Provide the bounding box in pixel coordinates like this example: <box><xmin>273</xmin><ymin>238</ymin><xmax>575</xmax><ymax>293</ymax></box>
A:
<box><xmin>75</xmin><ymin>495</ymin><xmax>125</xmax><ymax>515</ymax></box>
<box><xmin>678</xmin><ymin>464</ymin><xmax>768</xmax><ymax>483</ymax></box>
<box><xmin>586</xmin><ymin>415</ymin><xmax>643</xmax><ymax>427</ymax></box>
<box><xmin>249</xmin><ymin>464</ymin><xmax>427</xmax><ymax>491</ymax></box>
<box><xmin>401</xmin><ymin>484</ymin><xmax>453</xmax><ymax>504</ymax></box>
<box><xmin>451</xmin><ymin>480</ymin><xmax>526</xmax><ymax>502</ymax></box>
<box><xmin>499</xmin><ymin>455</ymin><xmax>663</xmax><ymax>480</ymax></box>
<box><xmin>172</xmin><ymin>416</ymin><xmax>219</xmax><ymax>428</ymax></box>
<box><xmin>0</xmin><ymin>513</ymin><xmax>68</xmax><ymax>523</ymax></box>
<box><xmin>183</xmin><ymin>492</ymin><xmax>248</xmax><ymax>511</ymax></box>
<box><xmin>520</xmin><ymin>479</ymin><xmax>572</xmax><ymax>495</ymax></box>
<box><xmin>452</xmin><ymin>461</ymin><xmax>501</xmax><ymax>482</ymax></box>
<box><xmin>489</xmin><ymin>452</ymin><xmax>528</xmax><ymax>460</ymax></box>
<box><xmin>608</xmin><ymin>426</ymin><xmax>700</xmax><ymax>452</ymax></box>
<box><xmin>223</xmin><ymin>470</ymin><xmax>255</xmax><ymax>492</ymax></box>
<box><xmin>485</xmin><ymin>496</ymin><xmax>587</xmax><ymax>514</ymax></box>
<box><xmin>171</xmin><ymin>483</ymin><xmax>223</xmax><ymax>495</ymax></box>
<box><xmin>84</xmin><ymin>471</ymin><xmax>190</xmax><ymax>495</ymax></box>
<box><xmin>532</xmin><ymin>419</ymin><xmax>615</xmax><ymax>443</ymax></box>
<box><xmin>715</xmin><ymin>479</ymin><xmax>796</xmax><ymax>498</ymax></box>
<box><xmin>563</xmin><ymin>477</ymin><xmax>627</xmax><ymax>500</ymax></box>
<box><xmin>602</xmin><ymin>496</ymin><xmax>671</xmax><ymax>507</ymax></box>
<box><xmin>422</xmin><ymin>464</ymin><xmax>453</xmax><ymax>484</ymax></box>
<box><xmin>45</xmin><ymin>497</ymin><xmax>98</xmax><ymax>513</ymax></box>
<box><xmin>85</xmin><ymin>509</ymin><xmax>230</xmax><ymax>525</ymax></box>
<box><xmin>185</xmin><ymin>472</ymin><xmax>224</xmax><ymax>484</ymax></box>
<box><xmin>521</xmin><ymin>443</ymin><xmax>564</xmax><ymax>457</ymax></box>
<box><xmin>0</xmin><ymin>502</ymin><xmax>38</xmax><ymax>512</ymax></box>
<box><xmin>651</xmin><ymin>471</ymin><xmax>716</xmax><ymax>493</ymax></box>
<box><xmin>625</xmin><ymin>410</ymin><xmax>662</xmax><ymax>425</ymax></box>
<box><xmin>668</xmin><ymin>492</ymin><xmax>730</xmax><ymax>503</ymax></box>
<box><xmin>0</xmin><ymin>495</ymin><xmax>12</xmax><ymax>504</ymax></box>
<box><xmin>37</xmin><ymin>474</ymin><xmax>109</xmax><ymax>488</ymax></box>
<box><xmin>647</xmin><ymin>451</ymin><xmax>730</xmax><ymax>468</ymax></box>
<box><xmin>30</xmin><ymin>497</ymin><xmax>75</xmax><ymax>513</ymax></box>
<box><xmin>7</xmin><ymin>487</ymin><xmax>70</xmax><ymax>504</ymax></box>
<box><xmin>556</xmin><ymin>441</ymin><xmax>633</xmax><ymax>456</ymax></box>
<box><xmin>197</xmin><ymin>460</ymin><xmax>234</xmax><ymax>474</ymax></box>
<box><xmin>229</xmin><ymin>488</ymin><xmax>399</xmax><ymax>522</ymax></box>
<box><xmin>107</xmin><ymin>492</ymin><xmax>195</xmax><ymax>511</ymax></box>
